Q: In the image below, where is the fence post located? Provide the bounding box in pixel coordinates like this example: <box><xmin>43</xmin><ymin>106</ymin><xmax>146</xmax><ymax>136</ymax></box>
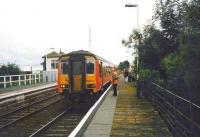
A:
<box><xmin>29</xmin><ymin>74</ymin><xmax>31</xmax><ymax>84</ymax></box>
<box><xmin>10</xmin><ymin>76</ymin><xmax>12</xmax><ymax>87</ymax></box>
<box><xmin>35</xmin><ymin>74</ymin><xmax>37</xmax><ymax>84</ymax></box>
<box><xmin>18</xmin><ymin>75</ymin><xmax>21</xmax><ymax>86</ymax></box>
<box><xmin>190</xmin><ymin>101</ymin><xmax>193</xmax><ymax>137</ymax></box>
<box><xmin>4</xmin><ymin>76</ymin><xmax>6</xmax><ymax>88</ymax></box>
<box><xmin>38</xmin><ymin>73</ymin><xmax>40</xmax><ymax>83</ymax></box>
<box><xmin>173</xmin><ymin>94</ymin><xmax>177</xmax><ymax>135</ymax></box>
<box><xmin>151</xmin><ymin>83</ymin><xmax>156</xmax><ymax>107</ymax></box>
<box><xmin>24</xmin><ymin>75</ymin><xmax>26</xmax><ymax>85</ymax></box>
<box><xmin>49</xmin><ymin>71</ymin><xmax>51</xmax><ymax>82</ymax></box>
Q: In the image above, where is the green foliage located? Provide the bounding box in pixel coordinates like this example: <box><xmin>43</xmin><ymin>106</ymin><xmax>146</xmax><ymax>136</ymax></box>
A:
<box><xmin>0</xmin><ymin>63</ymin><xmax>21</xmax><ymax>76</ymax></box>
<box><xmin>179</xmin><ymin>32</ymin><xmax>200</xmax><ymax>101</ymax></box>
<box><xmin>118</xmin><ymin>60</ymin><xmax>130</xmax><ymax>70</ymax></box>
<box><xmin>123</xmin><ymin>0</ymin><xmax>200</xmax><ymax>103</ymax></box>
<box><xmin>139</xmin><ymin>69</ymin><xmax>159</xmax><ymax>82</ymax></box>
<box><xmin>161</xmin><ymin>53</ymin><xmax>187</xmax><ymax>94</ymax></box>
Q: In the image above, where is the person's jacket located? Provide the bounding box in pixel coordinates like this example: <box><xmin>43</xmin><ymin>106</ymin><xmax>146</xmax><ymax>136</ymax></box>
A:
<box><xmin>112</xmin><ymin>75</ymin><xmax>118</xmax><ymax>85</ymax></box>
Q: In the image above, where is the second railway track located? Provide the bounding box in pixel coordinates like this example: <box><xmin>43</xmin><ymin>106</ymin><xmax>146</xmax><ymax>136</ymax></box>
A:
<box><xmin>0</xmin><ymin>96</ymin><xmax>67</xmax><ymax>137</ymax></box>
<box><xmin>0</xmin><ymin>93</ymin><xmax>61</xmax><ymax>130</ymax></box>
<box><xmin>0</xmin><ymin>84</ymin><xmax>111</xmax><ymax>137</ymax></box>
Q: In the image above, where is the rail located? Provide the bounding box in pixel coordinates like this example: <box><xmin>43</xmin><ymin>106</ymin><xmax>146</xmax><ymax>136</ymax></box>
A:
<box><xmin>29</xmin><ymin>107</ymin><xmax>72</xmax><ymax>137</ymax></box>
<box><xmin>0</xmin><ymin>73</ymin><xmax>44</xmax><ymax>88</ymax></box>
<box><xmin>69</xmin><ymin>84</ymin><xmax>112</xmax><ymax>137</ymax></box>
<box><xmin>144</xmin><ymin>82</ymin><xmax>200</xmax><ymax>137</ymax></box>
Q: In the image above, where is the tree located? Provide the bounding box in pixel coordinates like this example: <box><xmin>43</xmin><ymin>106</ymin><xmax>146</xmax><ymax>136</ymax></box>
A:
<box><xmin>0</xmin><ymin>63</ymin><xmax>21</xmax><ymax>76</ymax></box>
<box><xmin>118</xmin><ymin>60</ymin><xmax>130</xmax><ymax>71</ymax></box>
<box><xmin>122</xmin><ymin>1</ymin><xmax>200</xmax><ymax>134</ymax></box>
<box><xmin>122</xmin><ymin>0</ymin><xmax>200</xmax><ymax>104</ymax></box>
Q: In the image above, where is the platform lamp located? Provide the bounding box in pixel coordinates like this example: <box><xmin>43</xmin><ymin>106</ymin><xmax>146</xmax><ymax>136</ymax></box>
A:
<box><xmin>125</xmin><ymin>3</ymin><xmax>140</xmax><ymax>97</ymax></box>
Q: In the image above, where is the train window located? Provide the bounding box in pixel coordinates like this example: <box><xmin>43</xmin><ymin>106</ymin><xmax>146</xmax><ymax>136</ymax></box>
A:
<box><xmin>99</xmin><ymin>63</ymin><xmax>103</xmax><ymax>77</ymax></box>
<box><xmin>85</xmin><ymin>56</ymin><xmax>95</xmax><ymax>74</ymax></box>
<box><xmin>86</xmin><ymin>60</ymin><xmax>94</xmax><ymax>74</ymax></box>
<box><xmin>61</xmin><ymin>60</ymin><xmax>68</xmax><ymax>74</ymax></box>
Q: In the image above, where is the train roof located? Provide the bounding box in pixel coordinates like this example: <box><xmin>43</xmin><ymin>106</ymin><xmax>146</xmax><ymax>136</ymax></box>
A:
<box><xmin>60</xmin><ymin>50</ymin><xmax>114</xmax><ymax>65</ymax></box>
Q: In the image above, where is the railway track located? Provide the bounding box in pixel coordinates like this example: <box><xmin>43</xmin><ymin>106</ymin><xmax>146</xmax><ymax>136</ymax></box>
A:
<box><xmin>0</xmin><ymin>85</ymin><xmax>57</xmax><ymax>116</ymax></box>
<box><xmin>0</xmin><ymin>98</ymin><xmax>67</xmax><ymax>137</ymax></box>
<box><xmin>0</xmin><ymin>93</ymin><xmax>61</xmax><ymax>130</ymax></box>
<box><xmin>0</xmin><ymin>84</ymin><xmax>111</xmax><ymax>137</ymax></box>
<box><xmin>30</xmin><ymin>107</ymin><xmax>88</xmax><ymax>137</ymax></box>
<box><xmin>30</xmin><ymin>84</ymin><xmax>112</xmax><ymax>137</ymax></box>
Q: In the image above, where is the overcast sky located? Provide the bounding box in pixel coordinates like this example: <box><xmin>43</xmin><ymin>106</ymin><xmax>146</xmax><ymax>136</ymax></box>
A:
<box><xmin>0</xmin><ymin>0</ymin><xmax>155</xmax><ymax>69</ymax></box>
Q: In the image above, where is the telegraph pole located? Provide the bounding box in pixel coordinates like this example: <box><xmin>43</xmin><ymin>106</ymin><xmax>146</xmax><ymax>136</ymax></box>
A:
<box><xmin>89</xmin><ymin>27</ymin><xmax>91</xmax><ymax>51</ymax></box>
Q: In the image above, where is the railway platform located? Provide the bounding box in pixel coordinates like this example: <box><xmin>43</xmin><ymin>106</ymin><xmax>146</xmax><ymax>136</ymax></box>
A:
<box><xmin>83</xmin><ymin>76</ymin><xmax>172</xmax><ymax>137</ymax></box>
<box><xmin>0</xmin><ymin>82</ymin><xmax>56</xmax><ymax>98</ymax></box>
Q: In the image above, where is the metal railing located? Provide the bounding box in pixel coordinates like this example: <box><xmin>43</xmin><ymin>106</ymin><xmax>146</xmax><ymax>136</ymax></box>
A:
<box><xmin>0</xmin><ymin>73</ymin><xmax>44</xmax><ymax>88</ymax></box>
<box><xmin>144</xmin><ymin>82</ymin><xmax>200</xmax><ymax>137</ymax></box>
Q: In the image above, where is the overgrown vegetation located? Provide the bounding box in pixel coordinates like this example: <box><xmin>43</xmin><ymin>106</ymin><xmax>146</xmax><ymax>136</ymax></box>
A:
<box><xmin>0</xmin><ymin>63</ymin><xmax>21</xmax><ymax>76</ymax></box>
<box><xmin>123</xmin><ymin>0</ymin><xmax>200</xmax><ymax>104</ymax></box>
<box><xmin>118</xmin><ymin>60</ymin><xmax>130</xmax><ymax>71</ymax></box>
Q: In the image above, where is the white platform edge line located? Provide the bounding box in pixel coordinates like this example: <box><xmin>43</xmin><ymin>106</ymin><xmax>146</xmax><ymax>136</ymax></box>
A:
<box><xmin>68</xmin><ymin>85</ymin><xmax>112</xmax><ymax>137</ymax></box>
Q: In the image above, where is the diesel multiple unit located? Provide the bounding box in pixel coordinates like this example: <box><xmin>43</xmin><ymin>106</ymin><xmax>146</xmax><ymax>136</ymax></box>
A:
<box><xmin>57</xmin><ymin>50</ymin><xmax>114</xmax><ymax>101</ymax></box>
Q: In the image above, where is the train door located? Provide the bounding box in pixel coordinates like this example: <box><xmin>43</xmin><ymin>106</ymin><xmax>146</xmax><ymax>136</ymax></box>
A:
<box><xmin>71</xmin><ymin>61</ymin><xmax>83</xmax><ymax>92</ymax></box>
<box><xmin>99</xmin><ymin>62</ymin><xmax>103</xmax><ymax>88</ymax></box>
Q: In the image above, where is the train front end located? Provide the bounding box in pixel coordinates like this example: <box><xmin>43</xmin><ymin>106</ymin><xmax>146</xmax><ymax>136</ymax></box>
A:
<box><xmin>57</xmin><ymin>52</ymin><xmax>97</xmax><ymax>102</ymax></box>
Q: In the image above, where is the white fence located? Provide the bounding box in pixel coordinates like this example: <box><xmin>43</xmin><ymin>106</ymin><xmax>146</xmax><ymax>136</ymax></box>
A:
<box><xmin>0</xmin><ymin>73</ymin><xmax>43</xmax><ymax>88</ymax></box>
<box><xmin>0</xmin><ymin>71</ymin><xmax>58</xmax><ymax>89</ymax></box>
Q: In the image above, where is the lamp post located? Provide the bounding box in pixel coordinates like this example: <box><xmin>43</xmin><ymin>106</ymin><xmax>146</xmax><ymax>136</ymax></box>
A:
<box><xmin>125</xmin><ymin>3</ymin><xmax>139</xmax><ymax>78</ymax></box>
<box><xmin>125</xmin><ymin>3</ymin><xmax>140</xmax><ymax>97</ymax></box>
<box><xmin>125</xmin><ymin>4</ymin><xmax>139</xmax><ymax>29</ymax></box>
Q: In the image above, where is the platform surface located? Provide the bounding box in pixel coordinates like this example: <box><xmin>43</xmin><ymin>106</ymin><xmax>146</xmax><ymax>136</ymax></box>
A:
<box><xmin>0</xmin><ymin>82</ymin><xmax>56</xmax><ymax>98</ymax></box>
<box><xmin>82</xmin><ymin>84</ymin><xmax>118</xmax><ymax>137</ymax></box>
<box><xmin>110</xmin><ymin>82</ymin><xmax>172</xmax><ymax>137</ymax></box>
<box><xmin>83</xmin><ymin>76</ymin><xmax>172</xmax><ymax>137</ymax></box>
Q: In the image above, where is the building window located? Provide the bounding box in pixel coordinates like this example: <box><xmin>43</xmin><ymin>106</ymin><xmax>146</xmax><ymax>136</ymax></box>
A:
<box><xmin>51</xmin><ymin>60</ymin><xmax>58</xmax><ymax>69</ymax></box>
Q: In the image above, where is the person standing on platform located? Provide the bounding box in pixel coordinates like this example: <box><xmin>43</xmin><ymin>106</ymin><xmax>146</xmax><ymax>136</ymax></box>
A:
<box><xmin>124</xmin><ymin>69</ymin><xmax>128</xmax><ymax>83</ymax></box>
<box><xmin>112</xmin><ymin>71</ymin><xmax>118</xmax><ymax>96</ymax></box>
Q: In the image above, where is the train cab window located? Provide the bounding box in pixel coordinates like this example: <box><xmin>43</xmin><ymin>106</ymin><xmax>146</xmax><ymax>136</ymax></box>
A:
<box><xmin>86</xmin><ymin>60</ymin><xmax>94</xmax><ymax>74</ymax></box>
<box><xmin>85</xmin><ymin>56</ymin><xmax>95</xmax><ymax>74</ymax></box>
<box><xmin>61</xmin><ymin>60</ymin><xmax>68</xmax><ymax>74</ymax></box>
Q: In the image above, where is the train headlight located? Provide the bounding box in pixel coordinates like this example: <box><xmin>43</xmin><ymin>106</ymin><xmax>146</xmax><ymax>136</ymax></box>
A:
<box><xmin>60</xmin><ymin>84</ymin><xmax>68</xmax><ymax>88</ymax></box>
<box><xmin>87</xmin><ymin>84</ymin><xmax>96</xmax><ymax>88</ymax></box>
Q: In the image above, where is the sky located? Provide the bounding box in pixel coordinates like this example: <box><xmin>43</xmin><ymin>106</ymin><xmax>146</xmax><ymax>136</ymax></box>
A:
<box><xmin>0</xmin><ymin>0</ymin><xmax>156</xmax><ymax>69</ymax></box>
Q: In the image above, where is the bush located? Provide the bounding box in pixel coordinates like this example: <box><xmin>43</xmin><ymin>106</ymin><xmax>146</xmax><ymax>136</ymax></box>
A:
<box><xmin>0</xmin><ymin>63</ymin><xmax>21</xmax><ymax>76</ymax></box>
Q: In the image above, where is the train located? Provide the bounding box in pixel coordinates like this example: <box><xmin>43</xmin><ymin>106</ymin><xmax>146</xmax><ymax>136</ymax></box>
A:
<box><xmin>57</xmin><ymin>50</ymin><xmax>115</xmax><ymax>102</ymax></box>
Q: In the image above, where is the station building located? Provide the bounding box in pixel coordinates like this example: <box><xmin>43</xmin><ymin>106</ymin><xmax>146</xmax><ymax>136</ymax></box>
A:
<box><xmin>42</xmin><ymin>51</ymin><xmax>65</xmax><ymax>82</ymax></box>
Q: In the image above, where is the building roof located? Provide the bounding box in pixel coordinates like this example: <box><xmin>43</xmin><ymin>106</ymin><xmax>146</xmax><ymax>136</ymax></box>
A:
<box><xmin>42</xmin><ymin>51</ymin><xmax>65</xmax><ymax>58</ymax></box>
